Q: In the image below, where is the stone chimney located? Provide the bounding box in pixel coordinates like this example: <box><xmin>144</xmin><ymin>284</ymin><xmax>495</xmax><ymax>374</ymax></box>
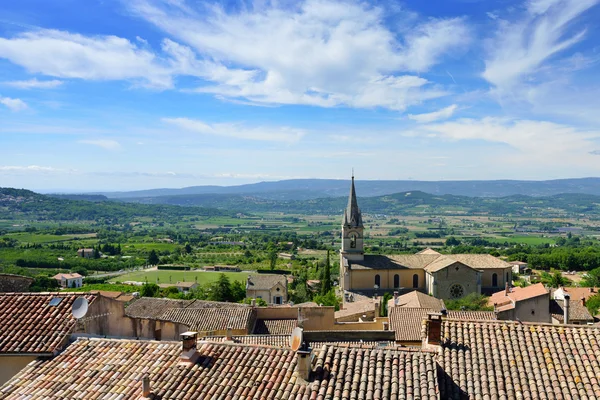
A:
<box><xmin>382</xmin><ymin>321</ymin><xmax>389</xmax><ymax>331</ymax></box>
<box><xmin>563</xmin><ymin>294</ymin><xmax>570</xmax><ymax>324</ymax></box>
<box><xmin>141</xmin><ymin>375</ymin><xmax>151</xmax><ymax>398</ymax></box>
<box><xmin>180</xmin><ymin>331</ymin><xmax>199</xmax><ymax>365</ymax></box>
<box><xmin>424</xmin><ymin>312</ymin><xmax>443</xmax><ymax>347</ymax></box>
<box><xmin>226</xmin><ymin>326</ymin><xmax>233</xmax><ymax>341</ymax></box>
<box><xmin>581</xmin><ymin>297</ymin><xmax>586</xmax><ymax>307</ymax></box>
<box><xmin>296</xmin><ymin>345</ymin><xmax>312</xmax><ymax>381</ymax></box>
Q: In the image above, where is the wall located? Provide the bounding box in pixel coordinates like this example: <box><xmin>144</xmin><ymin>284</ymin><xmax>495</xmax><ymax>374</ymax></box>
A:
<box><xmin>349</xmin><ymin>269</ymin><xmax>425</xmax><ymax>291</ymax></box>
<box><xmin>481</xmin><ymin>268</ymin><xmax>512</xmax><ymax>289</ymax></box>
<box><xmin>247</xmin><ymin>289</ymin><xmax>272</xmax><ymax>303</ymax></box>
<box><xmin>514</xmin><ymin>294</ymin><xmax>550</xmax><ymax>323</ymax></box>
<box><xmin>0</xmin><ymin>274</ymin><xmax>32</xmax><ymax>292</ymax></box>
<box><xmin>304</xmin><ymin>330</ymin><xmax>394</xmax><ymax>342</ymax></box>
<box><xmin>0</xmin><ymin>356</ymin><xmax>38</xmax><ymax>385</ymax></box>
<box><xmin>431</xmin><ymin>262</ymin><xmax>480</xmax><ymax>299</ymax></box>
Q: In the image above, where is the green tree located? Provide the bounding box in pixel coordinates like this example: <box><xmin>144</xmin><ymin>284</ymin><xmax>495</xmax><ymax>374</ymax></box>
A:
<box><xmin>140</xmin><ymin>283</ymin><xmax>160</xmax><ymax>297</ymax></box>
<box><xmin>313</xmin><ymin>289</ymin><xmax>341</xmax><ymax>311</ymax></box>
<box><xmin>209</xmin><ymin>273</ymin><xmax>233</xmax><ymax>302</ymax></box>
<box><xmin>147</xmin><ymin>249</ymin><xmax>159</xmax><ymax>265</ymax></box>
<box><xmin>72</xmin><ymin>266</ymin><xmax>88</xmax><ymax>276</ymax></box>
<box><xmin>445</xmin><ymin>293</ymin><xmax>493</xmax><ymax>311</ymax></box>
<box><xmin>240</xmin><ymin>297</ymin><xmax>267</xmax><ymax>306</ymax></box>
<box><xmin>381</xmin><ymin>292</ymin><xmax>393</xmax><ymax>317</ymax></box>
<box><xmin>540</xmin><ymin>271</ymin><xmax>570</xmax><ymax>288</ymax></box>
<box><xmin>184</xmin><ymin>243</ymin><xmax>192</xmax><ymax>254</ymax></box>
<box><xmin>231</xmin><ymin>280</ymin><xmax>246</xmax><ymax>302</ymax></box>
<box><xmin>320</xmin><ymin>250</ymin><xmax>332</xmax><ymax>295</ymax></box>
<box><xmin>268</xmin><ymin>250</ymin><xmax>277</xmax><ymax>271</ymax></box>
<box><xmin>582</xmin><ymin>267</ymin><xmax>600</xmax><ymax>287</ymax></box>
<box><xmin>585</xmin><ymin>294</ymin><xmax>600</xmax><ymax>316</ymax></box>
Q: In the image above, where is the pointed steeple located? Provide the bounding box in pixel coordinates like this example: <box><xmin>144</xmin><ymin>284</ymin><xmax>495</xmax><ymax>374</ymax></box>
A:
<box><xmin>344</xmin><ymin>175</ymin><xmax>363</xmax><ymax>228</ymax></box>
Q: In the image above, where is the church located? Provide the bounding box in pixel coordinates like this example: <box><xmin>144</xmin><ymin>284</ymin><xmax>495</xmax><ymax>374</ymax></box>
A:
<box><xmin>339</xmin><ymin>177</ymin><xmax>513</xmax><ymax>299</ymax></box>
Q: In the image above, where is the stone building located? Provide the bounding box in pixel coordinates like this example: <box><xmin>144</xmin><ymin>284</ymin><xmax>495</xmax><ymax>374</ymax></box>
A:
<box><xmin>0</xmin><ymin>274</ymin><xmax>32</xmax><ymax>292</ymax></box>
<box><xmin>339</xmin><ymin>177</ymin><xmax>512</xmax><ymax>299</ymax></box>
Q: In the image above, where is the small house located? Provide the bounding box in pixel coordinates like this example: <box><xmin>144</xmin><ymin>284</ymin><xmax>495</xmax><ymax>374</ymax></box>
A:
<box><xmin>246</xmin><ymin>275</ymin><xmax>287</xmax><ymax>305</ymax></box>
<box><xmin>53</xmin><ymin>273</ymin><xmax>83</xmax><ymax>288</ymax></box>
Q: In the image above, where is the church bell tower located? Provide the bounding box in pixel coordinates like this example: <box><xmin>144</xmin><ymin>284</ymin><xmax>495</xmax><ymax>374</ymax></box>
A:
<box><xmin>341</xmin><ymin>175</ymin><xmax>364</xmax><ymax>261</ymax></box>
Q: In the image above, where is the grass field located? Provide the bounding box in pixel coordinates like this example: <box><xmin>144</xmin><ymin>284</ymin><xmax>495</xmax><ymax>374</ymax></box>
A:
<box><xmin>6</xmin><ymin>232</ymin><xmax>97</xmax><ymax>244</ymax></box>
<box><xmin>109</xmin><ymin>270</ymin><xmax>251</xmax><ymax>285</ymax></box>
<box><xmin>486</xmin><ymin>235</ymin><xmax>556</xmax><ymax>245</ymax></box>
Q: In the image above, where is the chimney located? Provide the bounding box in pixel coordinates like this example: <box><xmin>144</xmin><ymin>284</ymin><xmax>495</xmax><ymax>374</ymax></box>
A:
<box><xmin>581</xmin><ymin>297</ymin><xmax>586</xmax><ymax>307</ymax></box>
<box><xmin>180</xmin><ymin>331</ymin><xmax>199</xmax><ymax>365</ymax></box>
<box><xmin>251</xmin><ymin>298</ymin><xmax>256</xmax><ymax>307</ymax></box>
<box><xmin>296</xmin><ymin>345</ymin><xmax>312</xmax><ymax>381</ymax></box>
<box><xmin>563</xmin><ymin>294</ymin><xmax>570</xmax><ymax>324</ymax></box>
<box><xmin>141</xmin><ymin>375</ymin><xmax>151</xmax><ymax>398</ymax></box>
<box><xmin>226</xmin><ymin>326</ymin><xmax>233</xmax><ymax>341</ymax></box>
<box><xmin>393</xmin><ymin>291</ymin><xmax>399</xmax><ymax>306</ymax></box>
<box><xmin>382</xmin><ymin>321</ymin><xmax>389</xmax><ymax>331</ymax></box>
<box><xmin>505</xmin><ymin>282</ymin><xmax>509</xmax><ymax>296</ymax></box>
<box><xmin>440</xmin><ymin>308</ymin><xmax>447</xmax><ymax>317</ymax></box>
<box><xmin>425</xmin><ymin>312</ymin><xmax>443</xmax><ymax>346</ymax></box>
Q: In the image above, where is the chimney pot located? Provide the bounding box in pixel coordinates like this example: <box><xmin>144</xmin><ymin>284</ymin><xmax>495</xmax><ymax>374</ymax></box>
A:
<box><xmin>296</xmin><ymin>348</ymin><xmax>312</xmax><ymax>381</ymax></box>
<box><xmin>141</xmin><ymin>375</ymin><xmax>151</xmax><ymax>398</ymax></box>
<box><xmin>582</xmin><ymin>297</ymin><xmax>586</xmax><ymax>307</ymax></box>
<box><xmin>393</xmin><ymin>291</ymin><xmax>399</xmax><ymax>299</ymax></box>
<box><xmin>251</xmin><ymin>298</ymin><xmax>256</xmax><ymax>307</ymax></box>
<box><xmin>180</xmin><ymin>331</ymin><xmax>199</xmax><ymax>365</ymax></box>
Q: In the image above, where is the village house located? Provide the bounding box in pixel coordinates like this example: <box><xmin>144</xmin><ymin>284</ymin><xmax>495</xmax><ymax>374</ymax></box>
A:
<box><xmin>52</xmin><ymin>272</ymin><xmax>83</xmax><ymax>288</ymax></box>
<box><xmin>550</xmin><ymin>287</ymin><xmax>595</xmax><ymax>324</ymax></box>
<box><xmin>509</xmin><ymin>260</ymin><xmax>529</xmax><ymax>274</ymax></box>
<box><xmin>76</xmin><ymin>248</ymin><xmax>96</xmax><ymax>258</ymax></box>
<box><xmin>340</xmin><ymin>177</ymin><xmax>512</xmax><ymax>299</ymax></box>
<box><xmin>246</xmin><ymin>274</ymin><xmax>288</xmax><ymax>304</ymax></box>
<box><xmin>489</xmin><ymin>282</ymin><xmax>551</xmax><ymax>322</ymax></box>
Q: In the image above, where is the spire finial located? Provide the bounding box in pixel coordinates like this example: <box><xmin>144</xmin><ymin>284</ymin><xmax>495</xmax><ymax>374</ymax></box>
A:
<box><xmin>352</xmin><ymin>168</ymin><xmax>354</xmax><ymax>180</ymax></box>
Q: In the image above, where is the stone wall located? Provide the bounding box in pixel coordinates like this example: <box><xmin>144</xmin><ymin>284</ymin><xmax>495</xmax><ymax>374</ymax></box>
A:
<box><xmin>431</xmin><ymin>262</ymin><xmax>480</xmax><ymax>299</ymax></box>
<box><xmin>0</xmin><ymin>274</ymin><xmax>33</xmax><ymax>292</ymax></box>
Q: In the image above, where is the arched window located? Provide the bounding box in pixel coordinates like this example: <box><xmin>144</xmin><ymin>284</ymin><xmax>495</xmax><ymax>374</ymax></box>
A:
<box><xmin>412</xmin><ymin>274</ymin><xmax>419</xmax><ymax>288</ymax></box>
<box><xmin>374</xmin><ymin>274</ymin><xmax>381</xmax><ymax>287</ymax></box>
<box><xmin>492</xmin><ymin>273</ymin><xmax>498</xmax><ymax>287</ymax></box>
<box><xmin>394</xmin><ymin>274</ymin><xmax>400</xmax><ymax>288</ymax></box>
<box><xmin>506</xmin><ymin>272</ymin><xmax>510</xmax><ymax>284</ymax></box>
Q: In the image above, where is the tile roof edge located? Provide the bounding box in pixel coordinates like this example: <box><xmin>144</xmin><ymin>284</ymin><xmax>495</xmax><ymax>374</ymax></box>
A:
<box><xmin>443</xmin><ymin>318</ymin><xmax>599</xmax><ymax>329</ymax></box>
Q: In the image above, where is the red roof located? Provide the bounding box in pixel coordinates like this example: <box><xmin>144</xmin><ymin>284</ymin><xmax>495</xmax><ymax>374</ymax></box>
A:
<box><xmin>0</xmin><ymin>293</ymin><xmax>96</xmax><ymax>354</ymax></box>
<box><xmin>489</xmin><ymin>283</ymin><xmax>548</xmax><ymax>308</ymax></box>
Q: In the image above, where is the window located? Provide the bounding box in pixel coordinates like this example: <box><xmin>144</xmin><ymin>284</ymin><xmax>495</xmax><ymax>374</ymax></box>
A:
<box><xmin>374</xmin><ymin>274</ymin><xmax>381</xmax><ymax>287</ymax></box>
<box><xmin>413</xmin><ymin>274</ymin><xmax>419</xmax><ymax>288</ymax></box>
<box><xmin>449</xmin><ymin>284</ymin><xmax>464</xmax><ymax>299</ymax></box>
<box><xmin>274</xmin><ymin>296</ymin><xmax>283</xmax><ymax>305</ymax></box>
<box><xmin>350</xmin><ymin>233</ymin><xmax>357</xmax><ymax>248</ymax></box>
<box><xmin>506</xmin><ymin>272</ymin><xmax>510</xmax><ymax>284</ymax></box>
<box><xmin>394</xmin><ymin>274</ymin><xmax>400</xmax><ymax>288</ymax></box>
<box><xmin>492</xmin><ymin>273</ymin><xmax>498</xmax><ymax>287</ymax></box>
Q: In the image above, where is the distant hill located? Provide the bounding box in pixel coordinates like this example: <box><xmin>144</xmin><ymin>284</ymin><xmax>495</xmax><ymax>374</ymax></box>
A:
<box><xmin>0</xmin><ymin>188</ymin><xmax>228</xmax><ymax>222</ymax></box>
<box><xmin>98</xmin><ymin>177</ymin><xmax>600</xmax><ymax>200</ymax></box>
<box><xmin>117</xmin><ymin>190</ymin><xmax>600</xmax><ymax>217</ymax></box>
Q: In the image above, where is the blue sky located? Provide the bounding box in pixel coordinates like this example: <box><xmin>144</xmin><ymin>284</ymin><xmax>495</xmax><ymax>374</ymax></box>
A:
<box><xmin>1</xmin><ymin>0</ymin><xmax>600</xmax><ymax>192</ymax></box>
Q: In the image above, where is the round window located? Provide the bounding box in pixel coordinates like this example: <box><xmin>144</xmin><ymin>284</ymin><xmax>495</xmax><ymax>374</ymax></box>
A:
<box><xmin>449</xmin><ymin>284</ymin><xmax>464</xmax><ymax>299</ymax></box>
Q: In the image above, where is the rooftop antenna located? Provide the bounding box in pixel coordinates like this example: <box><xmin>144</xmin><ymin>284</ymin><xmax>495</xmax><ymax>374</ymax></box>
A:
<box><xmin>290</xmin><ymin>327</ymin><xmax>304</xmax><ymax>352</ymax></box>
<box><xmin>71</xmin><ymin>297</ymin><xmax>89</xmax><ymax>320</ymax></box>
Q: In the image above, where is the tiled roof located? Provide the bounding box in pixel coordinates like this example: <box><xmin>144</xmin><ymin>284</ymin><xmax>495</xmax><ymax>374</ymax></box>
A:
<box><xmin>388</xmin><ymin>290</ymin><xmax>445</xmax><ymax>310</ymax></box>
<box><xmin>389</xmin><ymin>307</ymin><xmax>432</xmax><ymax>342</ymax></box>
<box><xmin>186</xmin><ymin>299</ymin><xmax>250</xmax><ymax>309</ymax></box>
<box><xmin>335</xmin><ymin>298</ymin><xmax>378</xmax><ymax>319</ymax></box>
<box><xmin>124</xmin><ymin>297</ymin><xmax>193</xmax><ymax>319</ymax></box>
<box><xmin>204</xmin><ymin>335</ymin><xmax>398</xmax><ymax>349</ymax></box>
<box><xmin>0</xmin><ymin>338</ymin><xmax>439</xmax><ymax>399</ymax></box>
<box><xmin>159</xmin><ymin>307</ymin><xmax>256</xmax><ymax>332</ymax></box>
<box><xmin>550</xmin><ymin>299</ymin><xmax>594</xmax><ymax>322</ymax></box>
<box><xmin>52</xmin><ymin>273</ymin><xmax>83</xmax><ymax>280</ymax></box>
<box><xmin>246</xmin><ymin>274</ymin><xmax>287</xmax><ymax>290</ymax></box>
<box><xmin>0</xmin><ymin>292</ymin><xmax>96</xmax><ymax>354</ymax></box>
<box><xmin>417</xmin><ymin>248</ymin><xmax>441</xmax><ymax>255</ymax></box>
<box><xmin>348</xmin><ymin>254</ymin><xmax>440</xmax><ymax>270</ymax></box>
<box><xmin>489</xmin><ymin>282</ymin><xmax>549</xmax><ymax>307</ymax></box>
<box><xmin>253</xmin><ymin>318</ymin><xmax>297</xmax><ymax>334</ymax></box>
<box><xmin>554</xmin><ymin>286</ymin><xmax>600</xmax><ymax>301</ymax></box>
<box><xmin>347</xmin><ymin>253</ymin><xmax>511</xmax><ymax>272</ymax></box>
<box><xmin>175</xmin><ymin>281</ymin><xmax>196</xmax><ymax>288</ymax></box>
<box><xmin>439</xmin><ymin>320</ymin><xmax>600</xmax><ymax>399</ymax></box>
<box><xmin>389</xmin><ymin>307</ymin><xmax>496</xmax><ymax>342</ymax></box>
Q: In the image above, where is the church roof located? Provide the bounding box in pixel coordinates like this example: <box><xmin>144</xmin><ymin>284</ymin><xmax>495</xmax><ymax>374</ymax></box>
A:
<box><xmin>343</xmin><ymin>176</ymin><xmax>363</xmax><ymax>228</ymax></box>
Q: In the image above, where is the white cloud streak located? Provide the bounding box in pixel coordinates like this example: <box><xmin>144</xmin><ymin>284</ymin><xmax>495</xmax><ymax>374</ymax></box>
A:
<box><xmin>483</xmin><ymin>0</ymin><xmax>598</xmax><ymax>92</ymax></box>
<box><xmin>162</xmin><ymin>117</ymin><xmax>305</xmax><ymax>143</ymax></box>
<box><xmin>126</xmin><ymin>0</ymin><xmax>469</xmax><ymax>109</ymax></box>
<box><xmin>408</xmin><ymin>104</ymin><xmax>458</xmax><ymax>123</ymax></box>
<box><xmin>78</xmin><ymin>139</ymin><xmax>122</xmax><ymax>150</ymax></box>
<box><xmin>0</xmin><ymin>96</ymin><xmax>28</xmax><ymax>111</ymax></box>
<box><xmin>3</xmin><ymin>78</ymin><xmax>64</xmax><ymax>89</ymax></box>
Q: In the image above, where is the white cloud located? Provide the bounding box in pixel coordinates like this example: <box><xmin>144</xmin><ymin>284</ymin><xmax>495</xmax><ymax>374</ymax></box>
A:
<box><xmin>408</xmin><ymin>104</ymin><xmax>458</xmax><ymax>123</ymax></box>
<box><xmin>0</xmin><ymin>30</ymin><xmax>174</xmax><ymax>88</ymax></box>
<box><xmin>0</xmin><ymin>165</ymin><xmax>61</xmax><ymax>172</ymax></box>
<box><xmin>3</xmin><ymin>78</ymin><xmax>64</xmax><ymax>89</ymax></box>
<box><xmin>162</xmin><ymin>117</ymin><xmax>305</xmax><ymax>143</ymax></box>
<box><xmin>127</xmin><ymin>0</ymin><xmax>469</xmax><ymax>109</ymax></box>
<box><xmin>483</xmin><ymin>0</ymin><xmax>598</xmax><ymax>92</ymax></box>
<box><xmin>78</xmin><ymin>139</ymin><xmax>122</xmax><ymax>150</ymax></box>
<box><xmin>412</xmin><ymin>117</ymin><xmax>600</xmax><ymax>162</ymax></box>
<box><xmin>0</xmin><ymin>96</ymin><xmax>28</xmax><ymax>111</ymax></box>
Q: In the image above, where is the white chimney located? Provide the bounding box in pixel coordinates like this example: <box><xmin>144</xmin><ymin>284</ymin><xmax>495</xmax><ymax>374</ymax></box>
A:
<box><xmin>564</xmin><ymin>294</ymin><xmax>570</xmax><ymax>324</ymax></box>
<box><xmin>141</xmin><ymin>375</ymin><xmax>151</xmax><ymax>398</ymax></box>
<box><xmin>251</xmin><ymin>298</ymin><xmax>256</xmax><ymax>307</ymax></box>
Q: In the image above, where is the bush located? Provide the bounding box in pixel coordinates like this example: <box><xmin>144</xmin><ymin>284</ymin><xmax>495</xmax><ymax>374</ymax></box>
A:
<box><xmin>445</xmin><ymin>293</ymin><xmax>493</xmax><ymax>311</ymax></box>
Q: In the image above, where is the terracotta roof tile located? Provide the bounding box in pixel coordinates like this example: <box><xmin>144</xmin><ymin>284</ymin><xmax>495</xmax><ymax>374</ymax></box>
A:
<box><xmin>439</xmin><ymin>319</ymin><xmax>600</xmax><ymax>399</ymax></box>
<box><xmin>159</xmin><ymin>307</ymin><xmax>256</xmax><ymax>332</ymax></box>
<box><xmin>0</xmin><ymin>292</ymin><xmax>96</xmax><ymax>354</ymax></box>
<box><xmin>0</xmin><ymin>338</ymin><xmax>438</xmax><ymax>399</ymax></box>
<box><xmin>204</xmin><ymin>335</ymin><xmax>398</xmax><ymax>349</ymax></box>
<box><xmin>124</xmin><ymin>297</ymin><xmax>193</xmax><ymax>319</ymax></box>
<box><xmin>253</xmin><ymin>319</ymin><xmax>297</xmax><ymax>334</ymax></box>
<box><xmin>489</xmin><ymin>282</ymin><xmax>549</xmax><ymax>306</ymax></box>
<box><xmin>388</xmin><ymin>290</ymin><xmax>445</xmax><ymax>310</ymax></box>
<box><xmin>550</xmin><ymin>299</ymin><xmax>594</xmax><ymax>322</ymax></box>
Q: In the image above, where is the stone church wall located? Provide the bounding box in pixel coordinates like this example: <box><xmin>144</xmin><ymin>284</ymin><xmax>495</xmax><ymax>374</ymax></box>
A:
<box><xmin>432</xmin><ymin>262</ymin><xmax>479</xmax><ymax>299</ymax></box>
